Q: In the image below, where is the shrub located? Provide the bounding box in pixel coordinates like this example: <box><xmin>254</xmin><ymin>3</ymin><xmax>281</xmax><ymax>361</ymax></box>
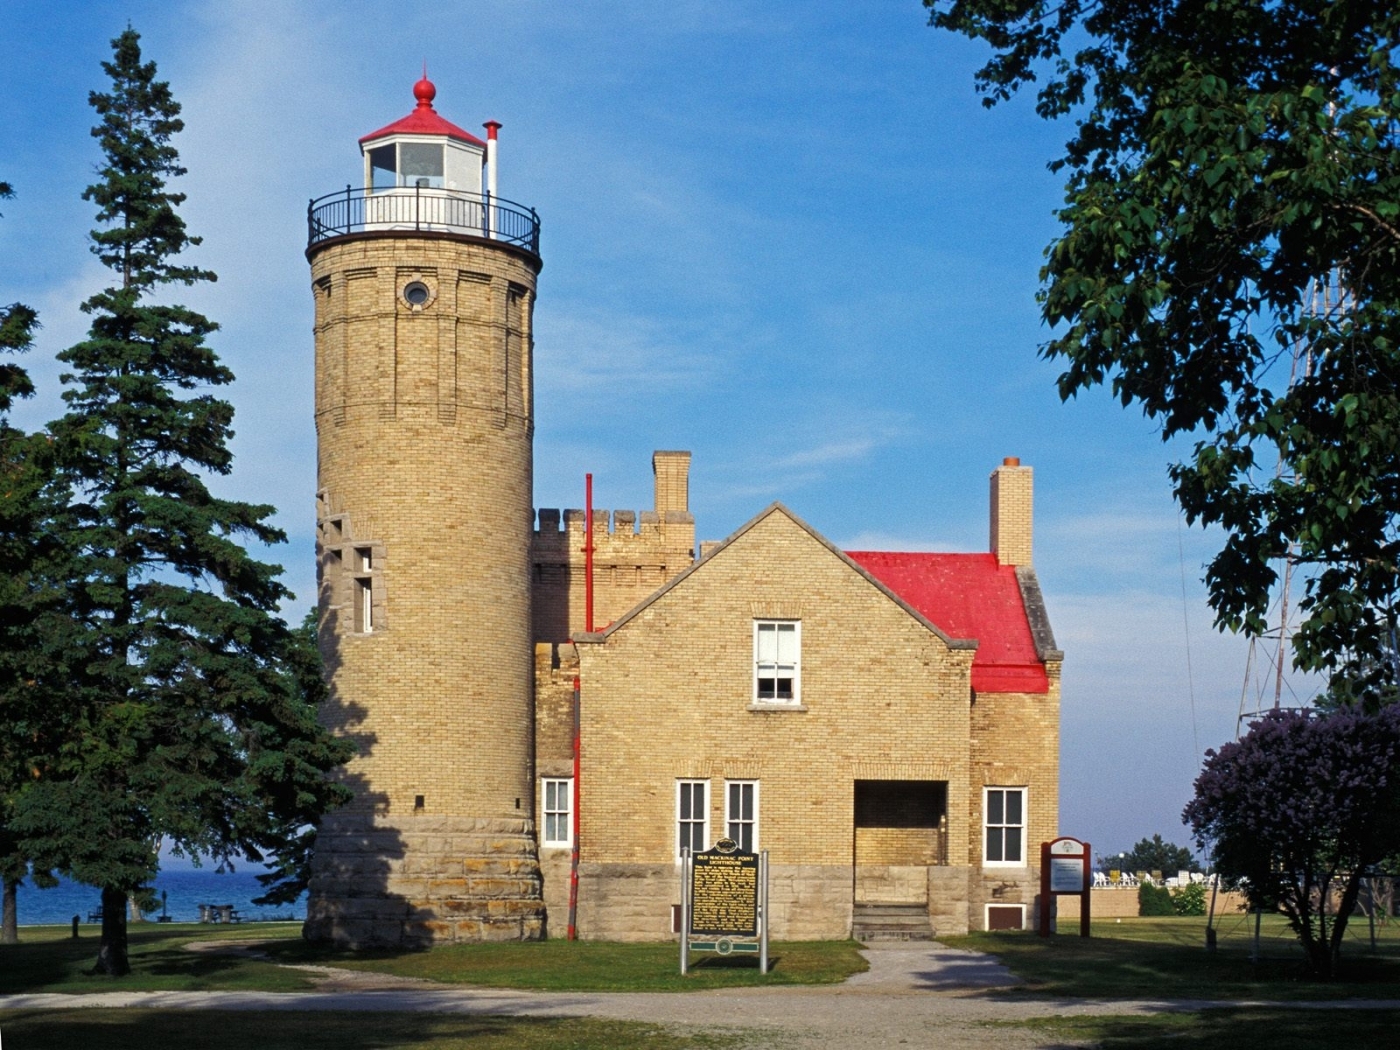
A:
<box><xmin>1138</xmin><ymin>882</ymin><xmax>1174</xmax><ymax>916</ymax></box>
<box><xmin>1171</xmin><ymin>881</ymin><xmax>1207</xmax><ymax>916</ymax></box>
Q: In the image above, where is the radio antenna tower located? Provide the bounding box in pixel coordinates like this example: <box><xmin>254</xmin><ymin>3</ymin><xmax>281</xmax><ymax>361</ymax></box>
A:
<box><xmin>1236</xmin><ymin>274</ymin><xmax>1346</xmax><ymax>735</ymax></box>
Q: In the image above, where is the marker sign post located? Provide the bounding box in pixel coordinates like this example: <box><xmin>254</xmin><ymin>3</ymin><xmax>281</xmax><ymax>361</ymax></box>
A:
<box><xmin>680</xmin><ymin>839</ymin><xmax>768</xmax><ymax>974</ymax></box>
<box><xmin>1039</xmin><ymin>837</ymin><xmax>1091</xmax><ymax>937</ymax></box>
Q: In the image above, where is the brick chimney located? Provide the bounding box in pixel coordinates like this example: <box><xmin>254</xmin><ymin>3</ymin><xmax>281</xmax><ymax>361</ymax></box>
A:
<box><xmin>990</xmin><ymin>457</ymin><xmax>1033</xmax><ymax>567</ymax></box>
<box><xmin>653</xmin><ymin>450</ymin><xmax>691</xmax><ymax>516</ymax></box>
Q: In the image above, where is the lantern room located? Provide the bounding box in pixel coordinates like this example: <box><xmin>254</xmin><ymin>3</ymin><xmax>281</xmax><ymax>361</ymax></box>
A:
<box><xmin>359</xmin><ymin>75</ymin><xmax>499</xmax><ymax>199</ymax></box>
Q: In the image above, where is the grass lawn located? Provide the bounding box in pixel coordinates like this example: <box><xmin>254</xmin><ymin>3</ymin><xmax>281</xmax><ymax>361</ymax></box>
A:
<box><xmin>1010</xmin><ymin>1006</ymin><xmax>1400</xmax><ymax>1049</ymax></box>
<box><xmin>941</xmin><ymin>913</ymin><xmax>1400</xmax><ymax>1000</ymax></box>
<box><xmin>0</xmin><ymin>922</ymin><xmax>865</xmax><ymax>994</ymax></box>
<box><xmin>0</xmin><ymin>1010</ymin><xmax>751</xmax><ymax>1050</ymax></box>
<box><xmin>0</xmin><ymin>922</ymin><xmax>312</xmax><ymax>994</ymax></box>
<box><xmin>263</xmin><ymin>936</ymin><xmax>866</xmax><ymax>992</ymax></box>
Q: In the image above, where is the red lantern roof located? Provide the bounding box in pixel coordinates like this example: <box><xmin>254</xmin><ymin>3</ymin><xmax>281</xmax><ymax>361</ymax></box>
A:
<box><xmin>359</xmin><ymin>75</ymin><xmax>487</xmax><ymax>148</ymax></box>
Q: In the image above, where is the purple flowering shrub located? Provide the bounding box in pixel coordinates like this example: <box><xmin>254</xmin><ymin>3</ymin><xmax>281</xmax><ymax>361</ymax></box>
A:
<box><xmin>1184</xmin><ymin>707</ymin><xmax>1400</xmax><ymax>978</ymax></box>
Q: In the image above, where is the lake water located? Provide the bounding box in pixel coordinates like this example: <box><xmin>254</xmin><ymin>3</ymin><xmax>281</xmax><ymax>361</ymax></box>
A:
<box><xmin>13</xmin><ymin>868</ymin><xmax>306</xmax><ymax>926</ymax></box>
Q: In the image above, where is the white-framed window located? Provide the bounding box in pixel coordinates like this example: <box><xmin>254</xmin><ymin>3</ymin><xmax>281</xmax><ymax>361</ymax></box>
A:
<box><xmin>754</xmin><ymin>620</ymin><xmax>800</xmax><ymax>703</ymax></box>
<box><xmin>677</xmin><ymin>780</ymin><xmax>709</xmax><ymax>859</ymax></box>
<box><xmin>983</xmin><ymin>787</ymin><xmax>1026</xmax><ymax>866</ymax></box>
<box><xmin>725</xmin><ymin>780</ymin><xmax>758</xmax><ymax>852</ymax></box>
<box><xmin>353</xmin><ymin>547</ymin><xmax>374</xmax><ymax>633</ymax></box>
<box><xmin>541</xmin><ymin>778</ymin><xmax>573</xmax><ymax>848</ymax></box>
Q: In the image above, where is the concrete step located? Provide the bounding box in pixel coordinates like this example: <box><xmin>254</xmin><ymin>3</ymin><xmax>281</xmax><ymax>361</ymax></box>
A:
<box><xmin>853</xmin><ymin>902</ymin><xmax>934</xmax><ymax>942</ymax></box>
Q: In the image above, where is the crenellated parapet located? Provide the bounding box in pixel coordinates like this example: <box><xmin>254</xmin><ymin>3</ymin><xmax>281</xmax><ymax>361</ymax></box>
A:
<box><xmin>531</xmin><ymin>453</ymin><xmax>696</xmax><ymax>642</ymax></box>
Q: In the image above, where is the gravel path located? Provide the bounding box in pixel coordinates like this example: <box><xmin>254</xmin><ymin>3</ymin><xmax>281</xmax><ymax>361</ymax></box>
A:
<box><xmin>5</xmin><ymin>942</ymin><xmax>1399</xmax><ymax>1050</ymax></box>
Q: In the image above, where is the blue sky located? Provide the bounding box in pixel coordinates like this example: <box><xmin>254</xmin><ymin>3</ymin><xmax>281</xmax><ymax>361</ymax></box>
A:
<box><xmin>1</xmin><ymin>0</ymin><xmax>1317</xmax><ymax>860</ymax></box>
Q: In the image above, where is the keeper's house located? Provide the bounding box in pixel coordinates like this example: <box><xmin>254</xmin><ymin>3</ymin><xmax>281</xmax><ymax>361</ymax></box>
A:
<box><xmin>532</xmin><ymin>456</ymin><xmax>1061</xmax><ymax>940</ymax></box>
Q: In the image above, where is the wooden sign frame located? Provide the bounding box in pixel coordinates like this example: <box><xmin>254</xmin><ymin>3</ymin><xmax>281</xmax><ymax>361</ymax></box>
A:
<box><xmin>1039</xmin><ymin>836</ymin><xmax>1091</xmax><ymax>938</ymax></box>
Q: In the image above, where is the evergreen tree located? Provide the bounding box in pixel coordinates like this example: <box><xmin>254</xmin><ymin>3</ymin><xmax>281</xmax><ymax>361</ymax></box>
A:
<box><xmin>1113</xmin><ymin>834</ymin><xmax>1199</xmax><ymax>877</ymax></box>
<box><xmin>0</xmin><ymin>181</ymin><xmax>68</xmax><ymax>945</ymax></box>
<box><xmin>12</xmin><ymin>30</ymin><xmax>351</xmax><ymax>976</ymax></box>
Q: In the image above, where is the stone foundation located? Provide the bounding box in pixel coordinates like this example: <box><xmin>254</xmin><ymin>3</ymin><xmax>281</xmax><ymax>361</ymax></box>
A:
<box><xmin>304</xmin><ymin>813</ymin><xmax>545</xmax><ymax>947</ymax></box>
<box><xmin>572</xmin><ymin>862</ymin><xmax>861</xmax><ymax>941</ymax></box>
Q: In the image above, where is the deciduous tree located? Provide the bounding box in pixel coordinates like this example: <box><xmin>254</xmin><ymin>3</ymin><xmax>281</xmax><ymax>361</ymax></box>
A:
<box><xmin>11</xmin><ymin>30</ymin><xmax>352</xmax><ymax>976</ymax></box>
<box><xmin>1184</xmin><ymin>707</ymin><xmax>1400</xmax><ymax>977</ymax></box>
<box><xmin>926</xmin><ymin>0</ymin><xmax>1400</xmax><ymax>700</ymax></box>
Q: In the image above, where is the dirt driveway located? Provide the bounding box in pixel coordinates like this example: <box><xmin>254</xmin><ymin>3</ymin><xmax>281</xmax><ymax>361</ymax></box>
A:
<box><xmin>4</xmin><ymin>942</ymin><xmax>1396</xmax><ymax>1049</ymax></box>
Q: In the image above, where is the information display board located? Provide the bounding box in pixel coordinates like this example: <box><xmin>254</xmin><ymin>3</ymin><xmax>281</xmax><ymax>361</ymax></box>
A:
<box><xmin>1051</xmin><ymin>856</ymin><xmax>1087</xmax><ymax>893</ymax></box>
<box><xmin>1039</xmin><ymin>837</ymin><xmax>1091</xmax><ymax>938</ymax></box>
<box><xmin>690</xmin><ymin>849</ymin><xmax>759</xmax><ymax>937</ymax></box>
<box><xmin>680</xmin><ymin>840</ymin><xmax>769</xmax><ymax>975</ymax></box>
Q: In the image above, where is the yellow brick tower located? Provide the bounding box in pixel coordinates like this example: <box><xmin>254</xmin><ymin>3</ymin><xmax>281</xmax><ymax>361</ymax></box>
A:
<box><xmin>303</xmin><ymin>76</ymin><xmax>545</xmax><ymax>947</ymax></box>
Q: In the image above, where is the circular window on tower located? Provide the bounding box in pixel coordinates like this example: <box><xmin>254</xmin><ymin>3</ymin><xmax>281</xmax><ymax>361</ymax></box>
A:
<box><xmin>401</xmin><ymin>280</ymin><xmax>434</xmax><ymax>311</ymax></box>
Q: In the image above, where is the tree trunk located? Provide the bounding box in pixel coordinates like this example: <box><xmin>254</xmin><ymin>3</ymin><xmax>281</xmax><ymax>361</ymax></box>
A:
<box><xmin>94</xmin><ymin>885</ymin><xmax>130</xmax><ymax>976</ymax></box>
<box><xmin>1325</xmin><ymin>871</ymin><xmax>1366</xmax><ymax>976</ymax></box>
<box><xmin>2</xmin><ymin>878</ymin><xmax>17</xmax><ymax>944</ymax></box>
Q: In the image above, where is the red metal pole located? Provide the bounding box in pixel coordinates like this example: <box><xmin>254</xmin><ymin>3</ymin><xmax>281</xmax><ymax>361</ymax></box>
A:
<box><xmin>584</xmin><ymin>473</ymin><xmax>595</xmax><ymax>634</ymax></box>
<box><xmin>567</xmin><ymin>675</ymin><xmax>581</xmax><ymax>940</ymax></box>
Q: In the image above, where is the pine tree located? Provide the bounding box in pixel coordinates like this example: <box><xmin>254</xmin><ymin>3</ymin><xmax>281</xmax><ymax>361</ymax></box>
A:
<box><xmin>12</xmin><ymin>30</ymin><xmax>352</xmax><ymax>976</ymax></box>
<box><xmin>0</xmin><ymin>178</ymin><xmax>50</xmax><ymax>944</ymax></box>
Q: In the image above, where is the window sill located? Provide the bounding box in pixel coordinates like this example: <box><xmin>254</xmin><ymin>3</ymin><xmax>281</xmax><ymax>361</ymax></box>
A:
<box><xmin>748</xmin><ymin>702</ymin><xmax>807</xmax><ymax>713</ymax></box>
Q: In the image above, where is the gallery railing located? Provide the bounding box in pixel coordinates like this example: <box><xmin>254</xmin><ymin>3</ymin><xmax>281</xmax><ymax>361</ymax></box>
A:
<box><xmin>307</xmin><ymin>186</ymin><xmax>540</xmax><ymax>254</ymax></box>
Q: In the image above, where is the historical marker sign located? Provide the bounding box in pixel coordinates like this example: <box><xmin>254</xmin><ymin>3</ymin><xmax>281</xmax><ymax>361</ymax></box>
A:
<box><xmin>690</xmin><ymin>844</ymin><xmax>759</xmax><ymax>937</ymax></box>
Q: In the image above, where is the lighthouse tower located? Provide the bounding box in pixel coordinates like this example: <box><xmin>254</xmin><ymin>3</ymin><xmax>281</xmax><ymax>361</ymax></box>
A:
<box><xmin>303</xmin><ymin>77</ymin><xmax>544</xmax><ymax>947</ymax></box>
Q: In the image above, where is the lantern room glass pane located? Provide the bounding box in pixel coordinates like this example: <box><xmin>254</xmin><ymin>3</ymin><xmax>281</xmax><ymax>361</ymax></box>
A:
<box><xmin>400</xmin><ymin>143</ymin><xmax>444</xmax><ymax>188</ymax></box>
<box><xmin>369</xmin><ymin>146</ymin><xmax>395</xmax><ymax>192</ymax></box>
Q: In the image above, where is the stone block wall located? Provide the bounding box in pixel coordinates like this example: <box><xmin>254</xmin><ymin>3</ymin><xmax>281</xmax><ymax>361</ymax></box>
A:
<box><xmin>305</xmin><ymin>812</ymin><xmax>544</xmax><ymax>947</ymax></box>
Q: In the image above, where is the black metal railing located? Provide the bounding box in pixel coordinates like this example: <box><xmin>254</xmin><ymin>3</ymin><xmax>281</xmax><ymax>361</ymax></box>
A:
<box><xmin>307</xmin><ymin>185</ymin><xmax>540</xmax><ymax>254</ymax></box>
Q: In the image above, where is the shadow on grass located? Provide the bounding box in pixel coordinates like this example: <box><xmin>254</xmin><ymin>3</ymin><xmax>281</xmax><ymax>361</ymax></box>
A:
<box><xmin>0</xmin><ymin>926</ymin><xmax>315</xmax><ymax>994</ymax></box>
<box><xmin>0</xmin><ymin>1009</ymin><xmax>740</xmax><ymax>1050</ymax></box>
<box><xmin>1018</xmin><ymin>1007</ymin><xmax>1400</xmax><ymax>1050</ymax></box>
<box><xmin>686</xmin><ymin>953</ymin><xmax>781</xmax><ymax>972</ymax></box>
<box><xmin>939</xmin><ymin>927</ymin><xmax>1400</xmax><ymax>1001</ymax></box>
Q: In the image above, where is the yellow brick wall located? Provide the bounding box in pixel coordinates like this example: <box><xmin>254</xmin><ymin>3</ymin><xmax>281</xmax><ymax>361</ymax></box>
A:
<box><xmin>311</xmin><ymin>232</ymin><xmax>541</xmax><ymax>823</ymax></box>
<box><xmin>531</xmin><ymin>451</ymin><xmax>695</xmax><ymax>642</ymax></box>
<box><xmin>967</xmin><ymin>661</ymin><xmax>1061</xmax><ymax>926</ymax></box>
<box><xmin>990</xmin><ymin>460</ymin><xmax>1033</xmax><ymax>567</ymax></box>
<box><xmin>565</xmin><ymin>507</ymin><xmax>981</xmax><ymax>938</ymax></box>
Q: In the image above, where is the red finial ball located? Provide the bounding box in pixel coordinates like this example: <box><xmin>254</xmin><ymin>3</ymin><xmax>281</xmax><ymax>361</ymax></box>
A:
<box><xmin>413</xmin><ymin>75</ymin><xmax>436</xmax><ymax>107</ymax></box>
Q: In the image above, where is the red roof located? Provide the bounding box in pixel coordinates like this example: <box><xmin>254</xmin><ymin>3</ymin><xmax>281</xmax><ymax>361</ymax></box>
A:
<box><xmin>360</xmin><ymin>76</ymin><xmax>486</xmax><ymax>148</ymax></box>
<box><xmin>846</xmin><ymin>551</ymin><xmax>1050</xmax><ymax>694</ymax></box>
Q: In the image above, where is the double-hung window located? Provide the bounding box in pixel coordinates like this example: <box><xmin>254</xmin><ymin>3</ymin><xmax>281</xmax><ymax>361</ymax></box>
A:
<box><xmin>541</xmin><ymin>778</ymin><xmax>573</xmax><ymax>848</ymax></box>
<box><xmin>754</xmin><ymin>620</ymin><xmax>800</xmax><ymax>703</ymax></box>
<box><xmin>725</xmin><ymin>780</ymin><xmax>758</xmax><ymax>852</ymax></box>
<box><xmin>677</xmin><ymin>780</ymin><xmax>708</xmax><ymax>859</ymax></box>
<box><xmin>983</xmin><ymin>787</ymin><xmax>1026</xmax><ymax>866</ymax></box>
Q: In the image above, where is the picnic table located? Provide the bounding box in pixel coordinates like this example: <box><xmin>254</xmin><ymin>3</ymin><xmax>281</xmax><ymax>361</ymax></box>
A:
<box><xmin>199</xmin><ymin>903</ymin><xmax>242</xmax><ymax>924</ymax></box>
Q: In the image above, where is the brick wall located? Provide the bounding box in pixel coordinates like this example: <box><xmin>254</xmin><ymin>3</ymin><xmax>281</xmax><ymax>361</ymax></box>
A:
<box><xmin>531</xmin><ymin>451</ymin><xmax>695</xmax><ymax>642</ymax></box>
<box><xmin>566</xmin><ymin>506</ymin><xmax>980</xmax><ymax>939</ymax></box>
<box><xmin>990</xmin><ymin>459</ymin><xmax>1033</xmax><ymax>567</ymax></box>
<box><xmin>307</xmin><ymin>230</ymin><xmax>545</xmax><ymax>945</ymax></box>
